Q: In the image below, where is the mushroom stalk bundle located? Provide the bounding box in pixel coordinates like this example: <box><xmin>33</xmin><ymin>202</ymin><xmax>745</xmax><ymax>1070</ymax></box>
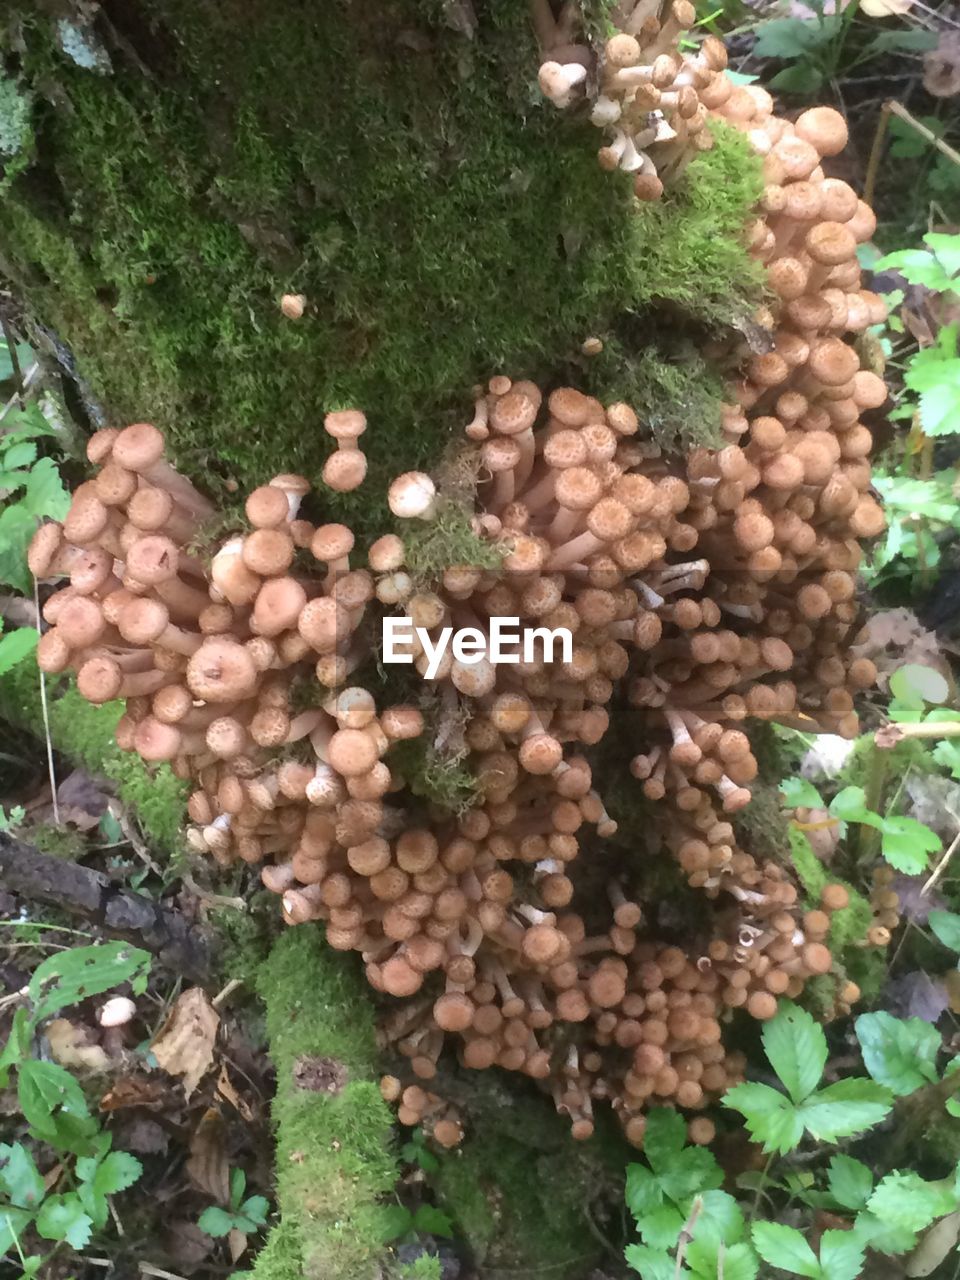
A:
<box><xmin>31</xmin><ymin>95</ymin><xmax>888</xmax><ymax>1150</ymax></box>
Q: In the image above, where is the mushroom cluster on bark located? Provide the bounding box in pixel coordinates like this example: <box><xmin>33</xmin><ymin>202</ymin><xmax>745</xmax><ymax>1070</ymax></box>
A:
<box><xmin>29</xmin><ymin>83</ymin><xmax>886</xmax><ymax>1151</ymax></box>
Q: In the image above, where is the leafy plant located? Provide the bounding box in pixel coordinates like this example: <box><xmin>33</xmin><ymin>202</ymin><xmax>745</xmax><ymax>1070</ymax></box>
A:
<box><xmin>378</xmin><ymin>1201</ymin><xmax>454</xmax><ymax>1246</ymax></box>
<box><xmin>197</xmin><ymin>1168</ymin><xmax>269</xmax><ymax>1238</ymax></box>
<box><xmin>0</xmin><ymin>401</ymin><xmax>70</xmax><ymax>595</ymax></box>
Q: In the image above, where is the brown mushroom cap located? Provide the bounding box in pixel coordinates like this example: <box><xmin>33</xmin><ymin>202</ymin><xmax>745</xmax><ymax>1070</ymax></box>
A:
<box><xmin>186</xmin><ymin>638</ymin><xmax>257</xmax><ymax>703</ymax></box>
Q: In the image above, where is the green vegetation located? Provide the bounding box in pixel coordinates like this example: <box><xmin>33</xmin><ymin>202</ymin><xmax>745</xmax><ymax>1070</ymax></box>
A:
<box><xmin>0</xmin><ymin>3</ymin><xmax>762</xmax><ymax>527</ymax></box>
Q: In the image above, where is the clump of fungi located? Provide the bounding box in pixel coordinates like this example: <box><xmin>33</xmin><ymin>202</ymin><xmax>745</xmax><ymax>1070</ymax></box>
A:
<box><xmin>30</xmin><ymin>82</ymin><xmax>888</xmax><ymax>1151</ymax></box>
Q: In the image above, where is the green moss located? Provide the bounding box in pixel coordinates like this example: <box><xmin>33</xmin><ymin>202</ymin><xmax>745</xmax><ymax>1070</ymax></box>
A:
<box><xmin>0</xmin><ymin>659</ymin><xmax>187</xmax><ymax>858</ymax></box>
<box><xmin>252</xmin><ymin>928</ymin><xmax>398</xmax><ymax>1280</ymax></box>
<box><xmin>28</xmin><ymin>822</ymin><xmax>88</xmax><ymax>861</ymax></box>
<box><xmin>0</xmin><ymin>4</ymin><xmax>761</xmax><ymax>523</ymax></box>
<box><xmin>402</xmin><ymin>501</ymin><xmax>503</xmax><ymax>586</ymax></box>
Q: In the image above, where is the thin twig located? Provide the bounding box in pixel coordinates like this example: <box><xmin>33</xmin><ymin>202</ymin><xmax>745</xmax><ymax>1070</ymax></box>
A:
<box><xmin>922</xmin><ymin>825</ymin><xmax>960</xmax><ymax>896</ymax></box>
<box><xmin>675</xmin><ymin>1195</ymin><xmax>703</xmax><ymax>1278</ymax></box>
<box><xmin>34</xmin><ymin>574</ymin><xmax>59</xmax><ymax>826</ymax></box>
<box><xmin>212</xmin><ymin>976</ymin><xmax>243</xmax><ymax>1008</ymax></box>
<box><xmin>890</xmin><ymin>101</ymin><xmax>960</xmax><ymax>168</ymax></box>
<box><xmin>875</xmin><ymin>720</ymin><xmax>960</xmax><ymax>747</ymax></box>
<box><xmin>139</xmin><ymin>1266</ymin><xmax>190</xmax><ymax>1280</ymax></box>
<box><xmin>863</xmin><ymin>100</ymin><xmax>892</xmax><ymax>210</ymax></box>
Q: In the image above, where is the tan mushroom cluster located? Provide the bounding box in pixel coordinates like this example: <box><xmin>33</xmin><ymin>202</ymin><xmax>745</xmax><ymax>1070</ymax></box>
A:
<box><xmin>28</xmin><ymin>75</ymin><xmax>887</xmax><ymax>1150</ymax></box>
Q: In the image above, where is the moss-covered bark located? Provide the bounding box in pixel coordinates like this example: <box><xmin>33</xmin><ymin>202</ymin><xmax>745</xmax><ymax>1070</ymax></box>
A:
<box><xmin>1</xmin><ymin>1</ymin><xmax>761</xmax><ymax>530</ymax></box>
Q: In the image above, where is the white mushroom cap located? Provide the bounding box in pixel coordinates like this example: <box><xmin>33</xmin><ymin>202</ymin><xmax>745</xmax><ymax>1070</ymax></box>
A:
<box><xmin>388</xmin><ymin>472</ymin><xmax>437</xmax><ymax>520</ymax></box>
<box><xmin>98</xmin><ymin>996</ymin><xmax>136</xmax><ymax>1028</ymax></box>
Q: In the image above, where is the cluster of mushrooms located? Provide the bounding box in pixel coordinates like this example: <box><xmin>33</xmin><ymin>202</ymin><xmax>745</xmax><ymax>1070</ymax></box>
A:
<box><xmin>26</xmin><ymin>44</ymin><xmax>887</xmax><ymax>1145</ymax></box>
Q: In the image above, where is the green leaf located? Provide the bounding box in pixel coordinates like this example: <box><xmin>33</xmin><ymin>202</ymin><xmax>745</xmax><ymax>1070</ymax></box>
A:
<box><xmin>852</xmin><ymin>1210</ymin><xmax>918</xmax><ymax>1255</ymax></box>
<box><xmin>722</xmin><ymin>1082</ymin><xmax>803</xmax><ymax>1155</ymax></box>
<box><xmin>887</xmin><ymin>114</ymin><xmax>944</xmax><ymax>158</ymax></box>
<box><xmin>855</xmin><ymin>1011</ymin><xmax>941</xmax><ymax>1094</ymax></box>
<box><xmin>638</xmin><ymin>1203</ymin><xmax>686</xmax><ymax>1251</ymax></box>
<box><xmin>624</xmin><ymin>1244</ymin><xmax>677</xmax><ymax>1279</ymax></box>
<box><xmin>763</xmin><ymin>1001</ymin><xmax>827</xmax><ymax>1103</ymax></box>
<box><xmin>867</xmin><ymin>1170</ymin><xmax>958</xmax><ymax>1232</ymax></box>
<box><xmin>876</xmin><ymin>250</ymin><xmax>955</xmax><ymax>292</ymax></box>
<box><xmin>198</xmin><ymin>1205</ymin><xmax>238</xmax><ymax>1238</ymax></box>
<box><xmin>35</xmin><ymin>1193</ymin><xmax>93</xmax><ymax>1249</ymax></box>
<box><xmin>28</xmin><ymin>942</ymin><xmax>151</xmax><ymax>1024</ymax></box>
<box><xmin>22</xmin><ymin>457</ymin><xmax>69</xmax><ymax>521</ymax></box>
<box><xmin>239</xmin><ymin>1195</ymin><xmax>269</xmax><ymax>1227</ymax></box>
<box><xmin>829</xmin><ymin>786</ymin><xmax>881</xmax><ymax>827</ymax></box>
<box><xmin>818</xmin><ymin>1229</ymin><xmax>865</xmax><ymax>1280</ymax></box>
<box><xmin>693</xmin><ymin>1190</ymin><xmax>747</xmax><ymax>1247</ymax></box>
<box><xmin>92</xmin><ymin>1149</ymin><xmax>142</xmax><ymax>1197</ymax></box>
<box><xmin>229</xmin><ymin>1166</ymin><xmax>246</xmax><ymax>1209</ymax></box>
<box><xmin>0</xmin><ymin>1204</ymin><xmax>33</xmax><ymax>1256</ymax></box>
<box><xmin>375</xmin><ymin>1203</ymin><xmax>415</xmax><ymax>1244</ymax></box>
<box><xmin>2</xmin><ymin>442</ymin><xmax>37</xmax><ymax>470</ymax></box>
<box><xmin>0</xmin><ymin>503</ymin><xmax>36</xmax><ymax>593</ymax></box>
<box><xmin>880</xmin><ymin>815</ymin><xmax>940</xmax><ymax>875</ymax></box>
<box><xmin>0</xmin><ymin>1008</ymin><xmax>32</xmax><ymax>1085</ymax></box>
<box><xmin>412</xmin><ymin>1204</ymin><xmax>453</xmax><ymax>1238</ymax></box>
<box><xmin>657</xmin><ymin>1147</ymin><xmax>723</xmax><ymax>1205</ymax></box>
<box><xmin>17</xmin><ymin>1059</ymin><xmax>97</xmax><ymax>1152</ymax></box>
<box><xmin>751</xmin><ymin>1221</ymin><xmax>820</xmax><ymax>1277</ymax></box>
<box><xmin>643</xmin><ymin>1109</ymin><xmax>687</xmax><ymax>1172</ymax></box>
<box><xmin>626</xmin><ymin>1164</ymin><xmax>664</xmax><ymax>1219</ymax></box>
<box><xmin>797</xmin><ymin>1078</ymin><xmax>893</xmax><ymax>1142</ymax></box>
<box><xmin>929</xmin><ymin>910</ymin><xmax>960</xmax><ymax>952</ymax></box>
<box><xmin>865</xmin><ymin>28</ymin><xmax>938</xmax><ymax>54</ymax></box>
<box><xmin>688</xmin><ymin>1239</ymin><xmax>757</xmax><ymax>1280</ymax></box>
<box><xmin>926</xmin><ymin>233</ymin><xmax>960</xmax><ymax>282</ymax></box>
<box><xmin>919</xmin><ymin>379</ymin><xmax>960</xmax><ymax>438</ymax></box>
<box><xmin>889</xmin><ymin>663</ymin><xmax>949</xmax><ymax>706</ymax></box>
<box><xmin>0</xmin><ymin>627</ymin><xmax>38</xmax><ymax>677</ymax></box>
<box><xmin>827</xmin><ymin>1155</ymin><xmax>873</xmax><ymax>1212</ymax></box>
<box><xmin>770</xmin><ymin>63</ymin><xmax>824</xmax><ymax>94</ymax></box>
<box><xmin>780</xmin><ymin>778</ymin><xmax>825</xmax><ymax>810</ymax></box>
<box><xmin>752</xmin><ymin>17</ymin><xmax>836</xmax><ymax>57</ymax></box>
<box><xmin>0</xmin><ymin>1143</ymin><xmax>44</xmax><ymax>1209</ymax></box>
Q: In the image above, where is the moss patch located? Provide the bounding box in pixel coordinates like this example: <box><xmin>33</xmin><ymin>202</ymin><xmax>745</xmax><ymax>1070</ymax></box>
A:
<box><xmin>251</xmin><ymin>928</ymin><xmax>398</xmax><ymax>1280</ymax></box>
<box><xmin>1</xmin><ymin>4</ymin><xmax>761</xmax><ymax>525</ymax></box>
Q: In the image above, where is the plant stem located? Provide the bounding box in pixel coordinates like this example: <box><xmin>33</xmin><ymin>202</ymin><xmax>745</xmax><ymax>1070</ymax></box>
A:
<box><xmin>876</xmin><ymin>721</ymin><xmax>960</xmax><ymax>747</ymax></box>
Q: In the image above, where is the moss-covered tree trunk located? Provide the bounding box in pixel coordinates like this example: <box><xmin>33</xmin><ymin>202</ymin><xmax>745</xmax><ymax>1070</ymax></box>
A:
<box><xmin>0</xmin><ymin>4</ymin><xmax>763</xmax><ymax>1276</ymax></box>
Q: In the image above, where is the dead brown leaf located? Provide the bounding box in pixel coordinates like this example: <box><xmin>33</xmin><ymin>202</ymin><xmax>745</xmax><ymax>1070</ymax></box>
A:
<box><xmin>151</xmin><ymin>987</ymin><xmax>219</xmax><ymax>1100</ymax></box>
<box><xmin>228</xmin><ymin>1227</ymin><xmax>249</xmax><ymax>1263</ymax></box>
<box><xmin>163</xmin><ymin>1220</ymin><xmax>215</xmax><ymax>1274</ymax></box>
<box><xmin>46</xmin><ymin>1019</ymin><xmax>110</xmax><ymax>1073</ymax></box>
<box><xmin>186</xmin><ymin>1106</ymin><xmax>230</xmax><ymax>1204</ymax></box>
<box><xmin>99</xmin><ymin>1074</ymin><xmax>167</xmax><ymax>1112</ymax></box>
<box><xmin>215</xmin><ymin>1063</ymin><xmax>254</xmax><ymax>1122</ymax></box>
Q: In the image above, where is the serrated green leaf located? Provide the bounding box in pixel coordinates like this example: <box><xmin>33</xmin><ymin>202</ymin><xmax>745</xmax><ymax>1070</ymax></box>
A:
<box><xmin>852</xmin><ymin>1209</ymin><xmax>918</xmax><ymax>1255</ymax></box>
<box><xmin>855</xmin><ymin>1011</ymin><xmax>941</xmax><ymax>1094</ymax></box>
<box><xmin>0</xmin><ymin>1008</ymin><xmax>32</xmax><ymax>1085</ymax></box>
<box><xmin>688</xmin><ymin>1238</ymin><xmax>758</xmax><ymax>1280</ymax></box>
<box><xmin>240</xmin><ymin>1195</ymin><xmax>269</xmax><ymax>1226</ymax></box>
<box><xmin>198</xmin><ymin>1205</ymin><xmax>238</xmax><ymax>1238</ymax></box>
<box><xmin>827</xmin><ymin>1155</ymin><xmax>873</xmax><ymax>1212</ymax></box>
<box><xmin>926</xmin><ymin>233</ymin><xmax>960</xmax><ymax>281</ymax></box>
<box><xmin>17</xmin><ymin>1059</ymin><xmax>97</xmax><ymax>1152</ymax></box>
<box><xmin>692</xmin><ymin>1190</ymin><xmax>747</xmax><ymax>1247</ymax></box>
<box><xmin>94</xmin><ymin>1149</ymin><xmax>142</xmax><ymax>1196</ymax></box>
<box><xmin>919</xmin><ymin>380</ymin><xmax>960</xmax><ymax>437</ymax></box>
<box><xmin>658</xmin><ymin>1146</ymin><xmax>723</xmax><ymax>1205</ymax></box>
<box><xmin>28</xmin><ymin>942</ymin><xmax>151</xmax><ymax>1024</ymax></box>
<box><xmin>639</xmin><ymin>1203</ymin><xmax>686</xmax><ymax>1251</ymax></box>
<box><xmin>929</xmin><ymin>910</ymin><xmax>960</xmax><ymax>952</ymax></box>
<box><xmin>798</xmin><ymin>1078</ymin><xmax>892</xmax><ymax>1143</ymax></box>
<box><xmin>751</xmin><ymin>1221</ymin><xmax>820</xmax><ymax>1277</ymax></box>
<box><xmin>780</xmin><ymin>778</ymin><xmax>826</xmax><ymax>810</ymax></box>
<box><xmin>22</xmin><ymin>457</ymin><xmax>69</xmax><ymax>521</ymax></box>
<box><xmin>763</xmin><ymin>1002</ymin><xmax>827</xmax><ymax>1103</ymax></box>
<box><xmin>722</xmin><ymin>1082</ymin><xmax>803</xmax><ymax>1155</ymax></box>
<box><xmin>880</xmin><ymin>816</ymin><xmax>940</xmax><ymax>875</ymax></box>
<box><xmin>867</xmin><ymin>1170</ymin><xmax>958</xmax><ymax>1232</ymax></box>
<box><xmin>0</xmin><ymin>626</ymin><xmax>38</xmax><ymax>677</ymax></box>
<box><xmin>818</xmin><ymin>1229</ymin><xmax>864</xmax><ymax>1280</ymax></box>
<box><xmin>643</xmin><ymin>1109</ymin><xmax>687</xmax><ymax>1172</ymax></box>
<box><xmin>0</xmin><ymin>1143</ymin><xmax>44</xmax><ymax>1209</ymax></box>
<box><xmin>624</xmin><ymin>1244</ymin><xmax>677</xmax><ymax>1279</ymax></box>
<box><xmin>0</xmin><ymin>1204</ymin><xmax>33</xmax><ymax>1256</ymax></box>
<box><xmin>626</xmin><ymin>1164</ymin><xmax>663</xmax><ymax>1219</ymax></box>
<box><xmin>0</xmin><ymin>503</ymin><xmax>36</xmax><ymax>593</ymax></box>
<box><xmin>412</xmin><ymin>1204</ymin><xmax>453</xmax><ymax>1238</ymax></box>
<box><xmin>35</xmin><ymin>1193</ymin><xmax>93</xmax><ymax>1248</ymax></box>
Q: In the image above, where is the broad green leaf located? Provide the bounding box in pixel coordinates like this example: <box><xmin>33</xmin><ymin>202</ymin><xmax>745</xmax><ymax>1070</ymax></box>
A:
<box><xmin>827</xmin><ymin>1155</ymin><xmax>873</xmax><ymax>1211</ymax></box>
<box><xmin>692</xmin><ymin>1190</ymin><xmax>747</xmax><ymax>1247</ymax></box>
<box><xmin>1</xmin><ymin>442</ymin><xmax>36</xmax><ymax>470</ymax></box>
<box><xmin>230</xmin><ymin>1166</ymin><xmax>246</xmax><ymax>1208</ymax></box>
<box><xmin>818</xmin><ymin>1229</ymin><xmax>865</xmax><ymax>1280</ymax></box>
<box><xmin>752</xmin><ymin>17</ymin><xmax>837</xmax><ymax>57</ymax></box>
<box><xmin>412</xmin><ymin>1204</ymin><xmax>453</xmax><ymax>1238</ymax></box>
<box><xmin>797</xmin><ymin>1078</ymin><xmax>893</xmax><ymax>1142</ymax></box>
<box><xmin>0</xmin><ymin>1143</ymin><xmax>44</xmax><ymax>1209</ymax></box>
<box><xmin>688</xmin><ymin>1239</ymin><xmax>757</xmax><ymax>1280</ymax></box>
<box><xmin>28</xmin><ymin>942</ymin><xmax>151</xmax><ymax>1024</ymax></box>
<box><xmin>91</xmin><ymin>1149</ymin><xmax>142</xmax><ymax>1197</ymax></box>
<box><xmin>865</xmin><ymin>28</ymin><xmax>938</xmax><ymax>53</ymax></box>
<box><xmin>780</xmin><ymin>777</ymin><xmax>825</xmax><ymax>810</ymax></box>
<box><xmin>239</xmin><ymin>1195</ymin><xmax>269</xmax><ymax>1226</ymax></box>
<box><xmin>0</xmin><ymin>1205</ymin><xmax>32</xmax><ymax>1256</ymax></box>
<box><xmin>867</xmin><ymin>1170</ymin><xmax>957</xmax><ymax>1232</ymax></box>
<box><xmin>889</xmin><ymin>664</ymin><xmax>949</xmax><ymax>706</ymax></box>
<box><xmin>855</xmin><ymin>1011</ymin><xmax>941</xmax><ymax>1094</ymax></box>
<box><xmin>880</xmin><ymin>815</ymin><xmax>940</xmax><ymax>875</ymax></box>
<box><xmin>751</xmin><ymin>1221</ymin><xmax>820</xmax><ymax>1277</ymax></box>
<box><xmin>624</xmin><ymin>1244</ymin><xmax>677</xmax><ymax>1279</ymax></box>
<box><xmin>0</xmin><ymin>627</ymin><xmax>38</xmax><ymax>677</ymax></box>
<box><xmin>829</xmin><ymin>786</ymin><xmax>881</xmax><ymax>827</ymax></box>
<box><xmin>626</xmin><ymin>1164</ymin><xmax>663</xmax><ymax>1219</ymax></box>
<box><xmin>17</xmin><ymin>1059</ymin><xmax>97</xmax><ymax>1152</ymax></box>
<box><xmin>22</xmin><ymin>456</ymin><xmax>69</xmax><ymax>521</ymax></box>
<box><xmin>852</xmin><ymin>1210</ymin><xmax>918</xmax><ymax>1255</ymax></box>
<box><xmin>198</xmin><ymin>1205</ymin><xmax>238</xmax><ymax>1238</ymax></box>
<box><xmin>930</xmin><ymin>910</ymin><xmax>960</xmax><ymax>952</ymax></box>
<box><xmin>762</xmin><ymin>1002</ymin><xmax>827</xmax><ymax>1103</ymax></box>
<box><xmin>35</xmin><ymin>1193</ymin><xmax>93</xmax><ymax>1249</ymax></box>
<box><xmin>878</xmin><ymin>250</ymin><xmax>955</xmax><ymax>291</ymax></box>
<box><xmin>0</xmin><ymin>503</ymin><xmax>35</xmax><ymax>593</ymax></box>
<box><xmin>770</xmin><ymin>63</ymin><xmax>824</xmax><ymax>94</ymax></box>
<box><xmin>643</xmin><ymin>1109</ymin><xmax>687</xmax><ymax>1172</ymax></box>
<box><xmin>638</xmin><ymin>1203</ymin><xmax>686</xmax><ymax>1251</ymax></box>
<box><xmin>0</xmin><ymin>1008</ymin><xmax>32</xmax><ymax>1085</ymax></box>
<box><xmin>722</xmin><ymin>1082</ymin><xmax>803</xmax><ymax>1155</ymax></box>
<box><xmin>657</xmin><ymin>1146</ymin><xmax>723</xmax><ymax>1205</ymax></box>
<box><xmin>926</xmin><ymin>233</ymin><xmax>960</xmax><ymax>282</ymax></box>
